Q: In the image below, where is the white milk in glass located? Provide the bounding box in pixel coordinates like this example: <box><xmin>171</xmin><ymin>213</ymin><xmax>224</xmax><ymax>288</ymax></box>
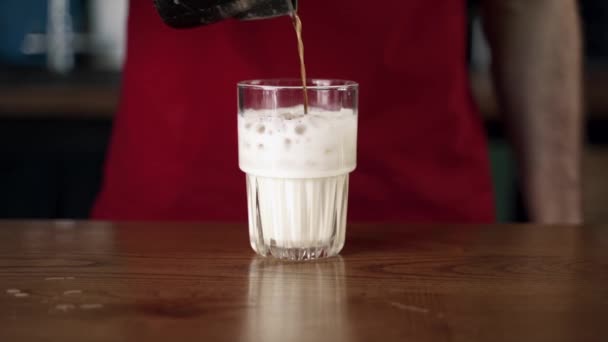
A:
<box><xmin>238</xmin><ymin>105</ymin><xmax>357</xmax><ymax>260</ymax></box>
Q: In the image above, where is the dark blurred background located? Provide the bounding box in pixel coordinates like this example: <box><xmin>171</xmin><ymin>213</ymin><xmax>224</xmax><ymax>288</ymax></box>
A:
<box><xmin>0</xmin><ymin>0</ymin><xmax>606</xmax><ymax>222</ymax></box>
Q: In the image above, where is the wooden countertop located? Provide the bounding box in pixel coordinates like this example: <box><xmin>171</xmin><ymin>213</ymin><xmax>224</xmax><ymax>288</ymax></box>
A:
<box><xmin>0</xmin><ymin>70</ymin><xmax>608</xmax><ymax>118</ymax></box>
<box><xmin>1</xmin><ymin>222</ymin><xmax>607</xmax><ymax>342</ymax></box>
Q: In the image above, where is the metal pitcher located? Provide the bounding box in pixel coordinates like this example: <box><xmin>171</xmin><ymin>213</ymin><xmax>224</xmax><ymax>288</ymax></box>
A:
<box><xmin>153</xmin><ymin>0</ymin><xmax>298</xmax><ymax>28</ymax></box>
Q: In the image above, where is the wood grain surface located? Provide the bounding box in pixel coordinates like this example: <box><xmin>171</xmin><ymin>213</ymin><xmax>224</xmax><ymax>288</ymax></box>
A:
<box><xmin>1</xmin><ymin>222</ymin><xmax>607</xmax><ymax>342</ymax></box>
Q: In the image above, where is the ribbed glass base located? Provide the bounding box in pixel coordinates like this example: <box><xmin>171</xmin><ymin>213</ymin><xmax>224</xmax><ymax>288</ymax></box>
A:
<box><xmin>246</xmin><ymin>174</ymin><xmax>349</xmax><ymax>261</ymax></box>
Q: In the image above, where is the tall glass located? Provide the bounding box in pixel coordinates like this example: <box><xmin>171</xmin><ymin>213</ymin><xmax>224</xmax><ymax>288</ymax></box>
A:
<box><xmin>238</xmin><ymin>79</ymin><xmax>358</xmax><ymax>260</ymax></box>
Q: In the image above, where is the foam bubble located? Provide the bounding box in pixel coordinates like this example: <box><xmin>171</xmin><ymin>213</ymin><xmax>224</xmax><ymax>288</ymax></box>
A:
<box><xmin>295</xmin><ymin>124</ymin><xmax>307</xmax><ymax>135</ymax></box>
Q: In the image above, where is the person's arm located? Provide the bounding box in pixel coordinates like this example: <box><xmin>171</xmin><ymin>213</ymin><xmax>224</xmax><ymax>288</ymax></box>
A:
<box><xmin>480</xmin><ymin>0</ymin><xmax>583</xmax><ymax>223</ymax></box>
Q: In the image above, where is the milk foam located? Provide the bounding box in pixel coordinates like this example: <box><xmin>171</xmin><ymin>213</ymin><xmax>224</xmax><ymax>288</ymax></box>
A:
<box><xmin>238</xmin><ymin>107</ymin><xmax>357</xmax><ymax>178</ymax></box>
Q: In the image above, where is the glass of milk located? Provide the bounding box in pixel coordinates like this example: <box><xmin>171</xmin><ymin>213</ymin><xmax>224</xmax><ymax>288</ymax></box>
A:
<box><xmin>238</xmin><ymin>79</ymin><xmax>358</xmax><ymax>260</ymax></box>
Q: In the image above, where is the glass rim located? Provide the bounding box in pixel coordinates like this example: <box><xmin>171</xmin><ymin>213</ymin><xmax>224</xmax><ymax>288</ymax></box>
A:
<box><xmin>238</xmin><ymin>78</ymin><xmax>358</xmax><ymax>90</ymax></box>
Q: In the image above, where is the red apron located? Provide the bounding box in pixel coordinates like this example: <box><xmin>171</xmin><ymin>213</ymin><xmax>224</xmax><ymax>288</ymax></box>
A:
<box><xmin>93</xmin><ymin>0</ymin><xmax>496</xmax><ymax>222</ymax></box>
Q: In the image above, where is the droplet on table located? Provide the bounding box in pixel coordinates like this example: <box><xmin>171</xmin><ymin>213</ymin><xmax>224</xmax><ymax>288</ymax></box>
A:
<box><xmin>80</xmin><ymin>304</ymin><xmax>104</xmax><ymax>310</ymax></box>
<box><xmin>55</xmin><ymin>304</ymin><xmax>76</xmax><ymax>312</ymax></box>
<box><xmin>45</xmin><ymin>276</ymin><xmax>76</xmax><ymax>281</ymax></box>
<box><xmin>63</xmin><ymin>290</ymin><xmax>82</xmax><ymax>296</ymax></box>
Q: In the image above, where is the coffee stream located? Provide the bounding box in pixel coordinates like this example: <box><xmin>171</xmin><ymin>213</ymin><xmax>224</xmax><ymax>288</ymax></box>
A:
<box><xmin>291</xmin><ymin>12</ymin><xmax>309</xmax><ymax>114</ymax></box>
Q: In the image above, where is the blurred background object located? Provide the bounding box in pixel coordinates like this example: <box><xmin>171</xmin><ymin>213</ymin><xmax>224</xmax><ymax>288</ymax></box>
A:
<box><xmin>88</xmin><ymin>0</ymin><xmax>128</xmax><ymax>70</ymax></box>
<box><xmin>0</xmin><ymin>0</ymin><xmax>84</xmax><ymax>72</ymax></box>
<box><xmin>0</xmin><ymin>0</ymin><xmax>606</xmax><ymax>221</ymax></box>
<box><xmin>0</xmin><ymin>0</ymin><xmax>126</xmax><ymax>72</ymax></box>
<box><xmin>581</xmin><ymin>0</ymin><xmax>608</xmax><ymax>63</ymax></box>
<box><xmin>0</xmin><ymin>0</ymin><xmax>125</xmax><ymax>219</ymax></box>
